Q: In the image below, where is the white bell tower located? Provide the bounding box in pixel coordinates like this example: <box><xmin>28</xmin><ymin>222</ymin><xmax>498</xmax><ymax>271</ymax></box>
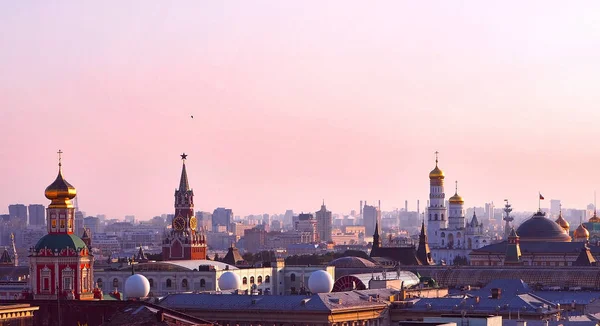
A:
<box><xmin>427</xmin><ymin>151</ymin><xmax>447</xmax><ymax>248</ymax></box>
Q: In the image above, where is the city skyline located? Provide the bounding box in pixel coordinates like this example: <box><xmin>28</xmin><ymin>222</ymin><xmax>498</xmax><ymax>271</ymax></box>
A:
<box><xmin>3</xmin><ymin>2</ymin><xmax>600</xmax><ymax>218</ymax></box>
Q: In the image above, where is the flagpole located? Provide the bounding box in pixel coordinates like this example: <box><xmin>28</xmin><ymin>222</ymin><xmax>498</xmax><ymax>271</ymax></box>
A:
<box><xmin>538</xmin><ymin>191</ymin><xmax>541</xmax><ymax>212</ymax></box>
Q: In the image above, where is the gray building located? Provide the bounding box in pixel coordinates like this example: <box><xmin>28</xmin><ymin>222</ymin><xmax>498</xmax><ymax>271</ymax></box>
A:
<box><xmin>8</xmin><ymin>204</ymin><xmax>27</xmax><ymax>225</ymax></box>
<box><xmin>27</xmin><ymin>204</ymin><xmax>45</xmax><ymax>226</ymax></box>
<box><xmin>315</xmin><ymin>201</ymin><xmax>332</xmax><ymax>242</ymax></box>
<box><xmin>212</xmin><ymin>208</ymin><xmax>233</xmax><ymax>232</ymax></box>
<box><xmin>363</xmin><ymin>203</ymin><xmax>381</xmax><ymax>237</ymax></box>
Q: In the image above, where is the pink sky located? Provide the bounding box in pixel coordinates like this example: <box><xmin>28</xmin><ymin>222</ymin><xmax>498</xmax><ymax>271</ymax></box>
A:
<box><xmin>2</xmin><ymin>2</ymin><xmax>600</xmax><ymax>219</ymax></box>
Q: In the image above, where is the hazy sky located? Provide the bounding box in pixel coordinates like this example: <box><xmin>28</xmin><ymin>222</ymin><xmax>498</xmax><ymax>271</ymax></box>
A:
<box><xmin>2</xmin><ymin>2</ymin><xmax>600</xmax><ymax>219</ymax></box>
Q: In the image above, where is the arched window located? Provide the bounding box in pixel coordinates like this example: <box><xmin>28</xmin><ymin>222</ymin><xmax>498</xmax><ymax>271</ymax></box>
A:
<box><xmin>290</xmin><ymin>273</ymin><xmax>296</xmax><ymax>282</ymax></box>
<box><xmin>112</xmin><ymin>278</ymin><xmax>119</xmax><ymax>288</ymax></box>
<box><xmin>166</xmin><ymin>279</ymin><xmax>172</xmax><ymax>288</ymax></box>
<box><xmin>457</xmin><ymin>232</ymin><xmax>462</xmax><ymax>238</ymax></box>
<box><xmin>250</xmin><ymin>276</ymin><xmax>255</xmax><ymax>284</ymax></box>
<box><xmin>442</xmin><ymin>239</ymin><xmax>445</xmax><ymax>246</ymax></box>
<box><xmin>441</xmin><ymin>232</ymin><xmax>445</xmax><ymax>238</ymax></box>
<box><xmin>200</xmin><ymin>279</ymin><xmax>206</xmax><ymax>287</ymax></box>
<box><xmin>181</xmin><ymin>279</ymin><xmax>188</xmax><ymax>289</ymax></box>
<box><xmin>468</xmin><ymin>238</ymin><xmax>472</xmax><ymax>249</ymax></box>
<box><xmin>429</xmin><ymin>214</ymin><xmax>432</xmax><ymax>220</ymax></box>
<box><xmin>435</xmin><ymin>214</ymin><xmax>438</xmax><ymax>221</ymax></box>
<box><xmin>257</xmin><ymin>276</ymin><xmax>263</xmax><ymax>284</ymax></box>
<box><xmin>243</xmin><ymin>277</ymin><xmax>248</xmax><ymax>285</ymax></box>
<box><xmin>265</xmin><ymin>275</ymin><xmax>270</xmax><ymax>283</ymax></box>
<box><xmin>441</xmin><ymin>214</ymin><xmax>444</xmax><ymax>220</ymax></box>
<box><xmin>148</xmin><ymin>279</ymin><xmax>154</xmax><ymax>288</ymax></box>
<box><xmin>97</xmin><ymin>278</ymin><xmax>103</xmax><ymax>289</ymax></box>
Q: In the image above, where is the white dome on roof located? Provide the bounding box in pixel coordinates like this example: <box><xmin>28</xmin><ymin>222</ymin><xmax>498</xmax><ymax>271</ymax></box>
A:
<box><xmin>218</xmin><ymin>271</ymin><xmax>241</xmax><ymax>290</ymax></box>
<box><xmin>308</xmin><ymin>270</ymin><xmax>334</xmax><ymax>293</ymax></box>
<box><xmin>125</xmin><ymin>274</ymin><xmax>150</xmax><ymax>299</ymax></box>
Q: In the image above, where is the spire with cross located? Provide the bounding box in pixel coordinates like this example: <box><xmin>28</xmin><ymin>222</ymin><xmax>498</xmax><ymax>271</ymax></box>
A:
<box><xmin>435</xmin><ymin>151</ymin><xmax>439</xmax><ymax>166</ymax></box>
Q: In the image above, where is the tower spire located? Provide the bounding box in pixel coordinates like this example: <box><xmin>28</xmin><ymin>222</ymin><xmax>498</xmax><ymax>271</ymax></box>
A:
<box><xmin>435</xmin><ymin>151</ymin><xmax>439</xmax><ymax>166</ymax></box>
<box><xmin>179</xmin><ymin>153</ymin><xmax>190</xmax><ymax>191</ymax></box>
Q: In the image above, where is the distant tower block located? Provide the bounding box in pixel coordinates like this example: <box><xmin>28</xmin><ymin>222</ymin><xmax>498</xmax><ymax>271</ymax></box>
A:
<box><xmin>360</xmin><ymin>200</ymin><xmax>363</xmax><ymax>218</ymax></box>
<box><xmin>417</xmin><ymin>200</ymin><xmax>420</xmax><ymax>215</ymax></box>
<box><xmin>405</xmin><ymin>200</ymin><xmax>408</xmax><ymax>212</ymax></box>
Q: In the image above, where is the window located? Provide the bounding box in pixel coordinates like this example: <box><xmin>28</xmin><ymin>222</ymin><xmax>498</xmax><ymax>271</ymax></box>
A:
<box><xmin>200</xmin><ymin>279</ymin><xmax>206</xmax><ymax>288</ymax></box>
<box><xmin>441</xmin><ymin>214</ymin><xmax>444</xmax><ymax>220</ymax></box>
<box><xmin>257</xmin><ymin>276</ymin><xmax>263</xmax><ymax>284</ymax></box>
<box><xmin>242</xmin><ymin>277</ymin><xmax>248</xmax><ymax>285</ymax></box>
<box><xmin>149</xmin><ymin>279</ymin><xmax>154</xmax><ymax>288</ymax></box>
<box><xmin>63</xmin><ymin>277</ymin><xmax>72</xmax><ymax>291</ymax></box>
<box><xmin>250</xmin><ymin>276</ymin><xmax>255</xmax><ymax>284</ymax></box>
<box><xmin>182</xmin><ymin>279</ymin><xmax>188</xmax><ymax>289</ymax></box>
<box><xmin>290</xmin><ymin>273</ymin><xmax>296</xmax><ymax>282</ymax></box>
<box><xmin>113</xmin><ymin>278</ymin><xmax>119</xmax><ymax>288</ymax></box>
<box><xmin>435</xmin><ymin>214</ymin><xmax>438</xmax><ymax>220</ymax></box>
<box><xmin>41</xmin><ymin>267</ymin><xmax>51</xmax><ymax>292</ymax></box>
<box><xmin>265</xmin><ymin>276</ymin><xmax>270</xmax><ymax>283</ymax></box>
<box><xmin>166</xmin><ymin>279</ymin><xmax>172</xmax><ymax>288</ymax></box>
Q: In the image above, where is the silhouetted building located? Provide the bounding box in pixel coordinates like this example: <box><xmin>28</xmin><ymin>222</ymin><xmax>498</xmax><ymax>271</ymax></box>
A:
<box><xmin>27</xmin><ymin>204</ymin><xmax>45</xmax><ymax>226</ymax></box>
<box><xmin>212</xmin><ymin>208</ymin><xmax>233</xmax><ymax>232</ymax></box>
<box><xmin>363</xmin><ymin>204</ymin><xmax>380</xmax><ymax>237</ymax></box>
<box><xmin>315</xmin><ymin>201</ymin><xmax>332</xmax><ymax>242</ymax></box>
<box><xmin>8</xmin><ymin>204</ymin><xmax>27</xmax><ymax>225</ymax></box>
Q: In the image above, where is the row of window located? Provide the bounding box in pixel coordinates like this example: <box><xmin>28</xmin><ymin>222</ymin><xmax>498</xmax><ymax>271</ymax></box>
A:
<box><xmin>100</xmin><ymin>277</ymin><xmax>206</xmax><ymax>289</ymax></box>
<box><xmin>242</xmin><ymin>275</ymin><xmax>270</xmax><ymax>285</ymax></box>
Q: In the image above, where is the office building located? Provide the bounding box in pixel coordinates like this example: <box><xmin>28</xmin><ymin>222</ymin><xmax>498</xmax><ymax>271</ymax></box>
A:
<box><xmin>8</xmin><ymin>204</ymin><xmax>27</xmax><ymax>225</ymax></box>
<box><xmin>315</xmin><ymin>201</ymin><xmax>332</xmax><ymax>242</ymax></box>
<box><xmin>28</xmin><ymin>204</ymin><xmax>45</xmax><ymax>226</ymax></box>
<box><xmin>362</xmin><ymin>203</ymin><xmax>381</xmax><ymax>237</ymax></box>
<box><xmin>212</xmin><ymin>208</ymin><xmax>233</xmax><ymax>232</ymax></box>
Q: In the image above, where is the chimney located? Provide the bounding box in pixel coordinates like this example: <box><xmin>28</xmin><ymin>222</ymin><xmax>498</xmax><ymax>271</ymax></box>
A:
<box><xmin>417</xmin><ymin>200</ymin><xmax>420</xmax><ymax>215</ymax></box>
<box><xmin>491</xmin><ymin>288</ymin><xmax>502</xmax><ymax>299</ymax></box>
<box><xmin>405</xmin><ymin>200</ymin><xmax>408</xmax><ymax>212</ymax></box>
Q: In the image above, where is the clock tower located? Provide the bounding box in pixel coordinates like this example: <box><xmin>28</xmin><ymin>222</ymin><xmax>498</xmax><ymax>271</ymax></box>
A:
<box><xmin>162</xmin><ymin>153</ymin><xmax>207</xmax><ymax>260</ymax></box>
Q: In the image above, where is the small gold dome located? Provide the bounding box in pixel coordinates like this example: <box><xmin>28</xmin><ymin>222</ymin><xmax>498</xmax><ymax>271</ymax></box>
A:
<box><xmin>449</xmin><ymin>193</ymin><xmax>464</xmax><ymax>204</ymax></box>
<box><xmin>45</xmin><ymin>162</ymin><xmax>76</xmax><ymax>209</ymax></box>
<box><xmin>555</xmin><ymin>213</ymin><xmax>569</xmax><ymax>231</ymax></box>
<box><xmin>574</xmin><ymin>224</ymin><xmax>590</xmax><ymax>239</ymax></box>
<box><xmin>589</xmin><ymin>212</ymin><xmax>600</xmax><ymax>223</ymax></box>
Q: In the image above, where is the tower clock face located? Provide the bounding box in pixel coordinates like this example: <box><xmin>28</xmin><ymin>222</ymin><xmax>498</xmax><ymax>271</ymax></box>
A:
<box><xmin>173</xmin><ymin>216</ymin><xmax>185</xmax><ymax>231</ymax></box>
<box><xmin>189</xmin><ymin>217</ymin><xmax>198</xmax><ymax>230</ymax></box>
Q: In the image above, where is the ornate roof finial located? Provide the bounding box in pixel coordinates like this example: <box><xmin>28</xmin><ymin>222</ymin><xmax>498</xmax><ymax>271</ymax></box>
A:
<box><xmin>57</xmin><ymin>149</ymin><xmax>63</xmax><ymax>171</ymax></box>
<box><xmin>435</xmin><ymin>151</ymin><xmax>439</xmax><ymax>166</ymax></box>
<box><xmin>181</xmin><ymin>153</ymin><xmax>188</xmax><ymax>162</ymax></box>
<box><xmin>455</xmin><ymin>180</ymin><xmax>458</xmax><ymax>195</ymax></box>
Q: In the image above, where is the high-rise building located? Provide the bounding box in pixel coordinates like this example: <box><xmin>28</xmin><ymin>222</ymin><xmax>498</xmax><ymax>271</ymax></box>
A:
<box><xmin>8</xmin><ymin>204</ymin><xmax>27</xmax><ymax>225</ymax></box>
<box><xmin>83</xmin><ymin>216</ymin><xmax>100</xmax><ymax>235</ymax></box>
<box><xmin>212</xmin><ymin>208</ymin><xmax>233</xmax><ymax>232</ymax></box>
<box><xmin>195</xmin><ymin>211</ymin><xmax>212</xmax><ymax>232</ymax></box>
<box><xmin>362</xmin><ymin>204</ymin><xmax>381</xmax><ymax>237</ymax></box>
<box><xmin>162</xmin><ymin>153</ymin><xmax>207</xmax><ymax>260</ymax></box>
<box><xmin>74</xmin><ymin>211</ymin><xmax>85</xmax><ymax>236</ymax></box>
<box><xmin>315</xmin><ymin>201</ymin><xmax>332</xmax><ymax>242</ymax></box>
<box><xmin>28</xmin><ymin>204</ymin><xmax>45</xmax><ymax>226</ymax></box>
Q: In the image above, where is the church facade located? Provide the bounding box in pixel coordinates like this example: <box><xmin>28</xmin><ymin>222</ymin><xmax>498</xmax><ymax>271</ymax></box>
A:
<box><xmin>426</xmin><ymin>154</ymin><xmax>491</xmax><ymax>264</ymax></box>
<box><xmin>28</xmin><ymin>151</ymin><xmax>95</xmax><ymax>300</ymax></box>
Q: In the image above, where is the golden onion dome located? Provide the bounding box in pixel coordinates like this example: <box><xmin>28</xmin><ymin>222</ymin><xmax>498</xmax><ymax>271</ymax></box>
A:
<box><xmin>573</xmin><ymin>224</ymin><xmax>590</xmax><ymax>239</ymax></box>
<box><xmin>449</xmin><ymin>193</ymin><xmax>464</xmax><ymax>204</ymax></box>
<box><xmin>555</xmin><ymin>213</ymin><xmax>569</xmax><ymax>231</ymax></box>
<box><xmin>429</xmin><ymin>165</ymin><xmax>445</xmax><ymax>179</ymax></box>
<box><xmin>589</xmin><ymin>211</ymin><xmax>600</xmax><ymax>223</ymax></box>
<box><xmin>45</xmin><ymin>153</ymin><xmax>76</xmax><ymax>208</ymax></box>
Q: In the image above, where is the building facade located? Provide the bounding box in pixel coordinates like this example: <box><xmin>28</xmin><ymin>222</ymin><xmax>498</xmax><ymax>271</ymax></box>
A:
<box><xmin>27</xmin><ymin>205</ymin><xmax>45</xmax><ymax>227</ymax></box>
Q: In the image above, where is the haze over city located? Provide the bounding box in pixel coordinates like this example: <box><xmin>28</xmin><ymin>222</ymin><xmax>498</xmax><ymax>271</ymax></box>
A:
<box><xmin>3</xmin><ymin>1</ymin><xmax>600</xmax><ymax>219</ymax></box>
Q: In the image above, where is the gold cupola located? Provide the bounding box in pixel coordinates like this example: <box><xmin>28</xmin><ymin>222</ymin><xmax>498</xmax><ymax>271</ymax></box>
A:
<box><xmin>573</xmin><ymin>223</ymin><xmax>590</xmax><ymax>241</ymax></box>
<box><xmin>554</xmin><ymin>207</ymin><xmax>569</xmax><ymax>233</ymax></box>
<box><xmin>589</xmin><ymin>211</ymin><xmax>600</xmax><ymax>223</ymax></box>
<box><xmin>448</xmin><ymin>181</ymin><xmax>464</xmax><ymax>204</ymax></box>
<box><xmin>44</xmin><ymin>150</ymin><xmax>76</xmax><ymax>209</ymax></box>
<box><xmin>429</xmin><ymin>151</ymin><xmax>445</xmax><ymax>179</ymax></box>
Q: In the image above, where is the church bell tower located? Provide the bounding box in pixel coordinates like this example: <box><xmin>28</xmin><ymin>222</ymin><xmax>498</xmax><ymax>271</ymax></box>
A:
<box><xmin>427</xmin><ymin>151</ymin><xmax>447</xmax><ymax>248</ymax></box>
<box><xmin>162</xmin><ymin>153</ymin><xmax>207</xmax><ymax>260</ymax></box>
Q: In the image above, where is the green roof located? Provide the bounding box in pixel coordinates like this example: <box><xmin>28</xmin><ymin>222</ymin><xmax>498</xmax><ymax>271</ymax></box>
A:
<box><xmin>34</xmin><ymin>234</ymin><xmax>87</xmax><ymax>252</ymax></box>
